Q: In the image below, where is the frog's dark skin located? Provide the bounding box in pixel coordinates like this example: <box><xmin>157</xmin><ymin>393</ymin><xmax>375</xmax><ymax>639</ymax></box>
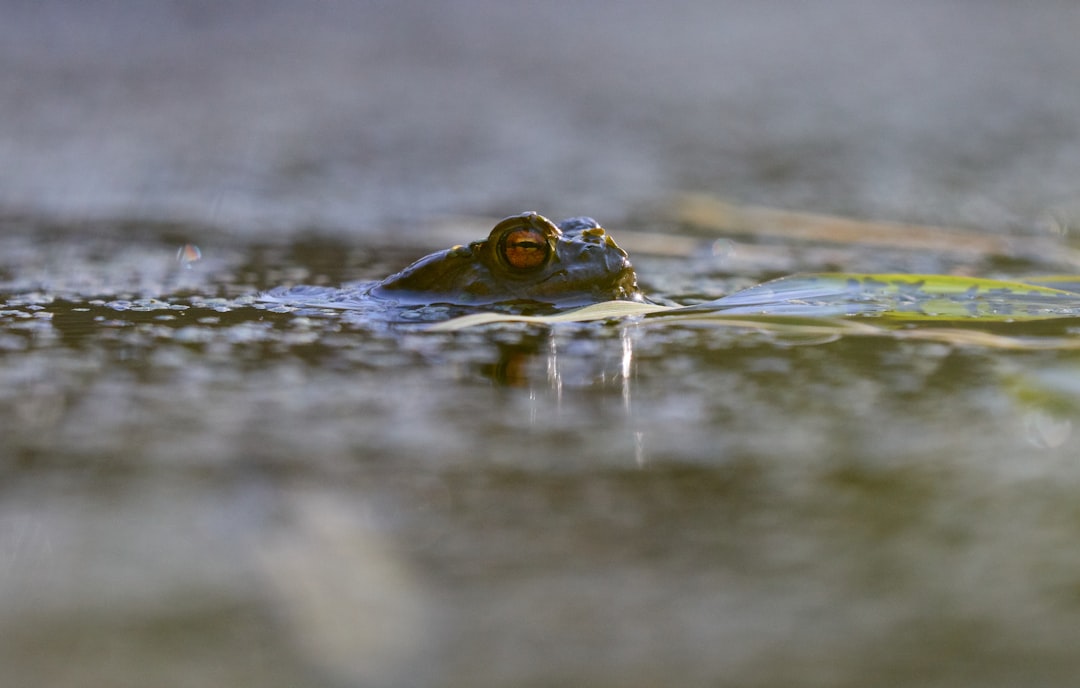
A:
<box><xmin>369</xmin><ymin>212</ymin><xmax>642</xmax><ymax>307</ymax></box>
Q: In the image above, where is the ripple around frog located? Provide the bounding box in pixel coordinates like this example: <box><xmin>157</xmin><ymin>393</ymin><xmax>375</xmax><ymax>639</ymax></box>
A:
<box><xmin>259</xmin><ymin>282</ymin><xmax>611</xmax><ymax>324</ymax></box>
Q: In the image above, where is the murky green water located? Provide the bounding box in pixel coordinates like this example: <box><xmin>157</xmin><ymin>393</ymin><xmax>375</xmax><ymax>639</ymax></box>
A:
<box><xmin>4</xmin><ymin>219</ymin><xmax>1080</xmax><ymax>687</ymax></box>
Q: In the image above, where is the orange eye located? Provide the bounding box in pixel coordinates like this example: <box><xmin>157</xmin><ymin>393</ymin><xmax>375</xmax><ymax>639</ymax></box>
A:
<box><xmin>499</xmin><ymin>227</ymin><xmax>550</xmax><ymax>271</ymax></box>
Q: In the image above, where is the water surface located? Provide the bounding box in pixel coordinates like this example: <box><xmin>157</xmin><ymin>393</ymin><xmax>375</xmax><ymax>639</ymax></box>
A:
<box><xmin>6</xmin><ymin>2</ymin><xmax>1080</xmax><ymax>686</ymax></box>
<box><xmin>4</xmin><ymin>219</ymin><xmax>1080</xmax><ymax>687</ymax></box>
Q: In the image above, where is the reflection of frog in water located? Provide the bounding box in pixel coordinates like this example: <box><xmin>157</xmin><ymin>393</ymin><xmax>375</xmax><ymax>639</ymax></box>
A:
<box><xmin>370</xmin><ymin>212</ymin><xmax>642</xmax><ymax>307</ymax></box>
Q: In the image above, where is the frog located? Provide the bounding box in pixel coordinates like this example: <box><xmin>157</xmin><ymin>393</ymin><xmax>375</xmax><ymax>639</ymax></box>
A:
<box><xmin>369</xmin><ymin>212</ymin><xmax>642</xmax><ymax>307</ymax></box>
<box><xmin>261</xmin><ymin>212</ymin><xmax>643</xmax><ymax>317</ymax></box>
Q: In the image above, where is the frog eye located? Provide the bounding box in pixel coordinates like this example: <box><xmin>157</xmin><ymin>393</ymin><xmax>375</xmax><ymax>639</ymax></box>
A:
<box><xmin>498</xmin><ymin>226</ymin><xmax>551</xmax><ymax>271</ymax></box>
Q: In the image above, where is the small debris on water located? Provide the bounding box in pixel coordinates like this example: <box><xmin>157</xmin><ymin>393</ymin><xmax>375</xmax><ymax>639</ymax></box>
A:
<box><xmin>176</xmin><ymin>243</ymin><xmax>202</xmax><ymax>268</ymax></box>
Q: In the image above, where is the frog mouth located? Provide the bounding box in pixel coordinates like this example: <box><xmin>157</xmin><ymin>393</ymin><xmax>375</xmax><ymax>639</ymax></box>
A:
<box><xmin>533</xmin><ymin>263</ymin><xmax>639</xmax><ymax>296</ymax></box>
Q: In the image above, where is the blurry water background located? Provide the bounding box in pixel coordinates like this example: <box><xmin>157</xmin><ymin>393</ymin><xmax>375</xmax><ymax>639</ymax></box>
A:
<box><xmin>4</xmin><ymin>2</ymin><xmax>1080</xmax><ymax>686</ymax></box>
<box><xmin>5</xmin><ymin>0</ymin><xmax>1080</xmax><ymax>232</ymax></box>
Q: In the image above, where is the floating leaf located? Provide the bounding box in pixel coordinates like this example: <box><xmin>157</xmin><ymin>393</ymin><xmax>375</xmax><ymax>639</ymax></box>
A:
<box><xmin>1022</xmin><ymin>276</ymin><xmax>1080</xmax><ymax>294</ymax></box>
<box><xmin>682</xmin><ymin>273</ymin><xmax>1080</xmax><ymax>321</ymax></box>
<box><xmin>430</xmin><ymin>272</ymin><xmax>1080</xmax><ymax>350</ymax></box>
